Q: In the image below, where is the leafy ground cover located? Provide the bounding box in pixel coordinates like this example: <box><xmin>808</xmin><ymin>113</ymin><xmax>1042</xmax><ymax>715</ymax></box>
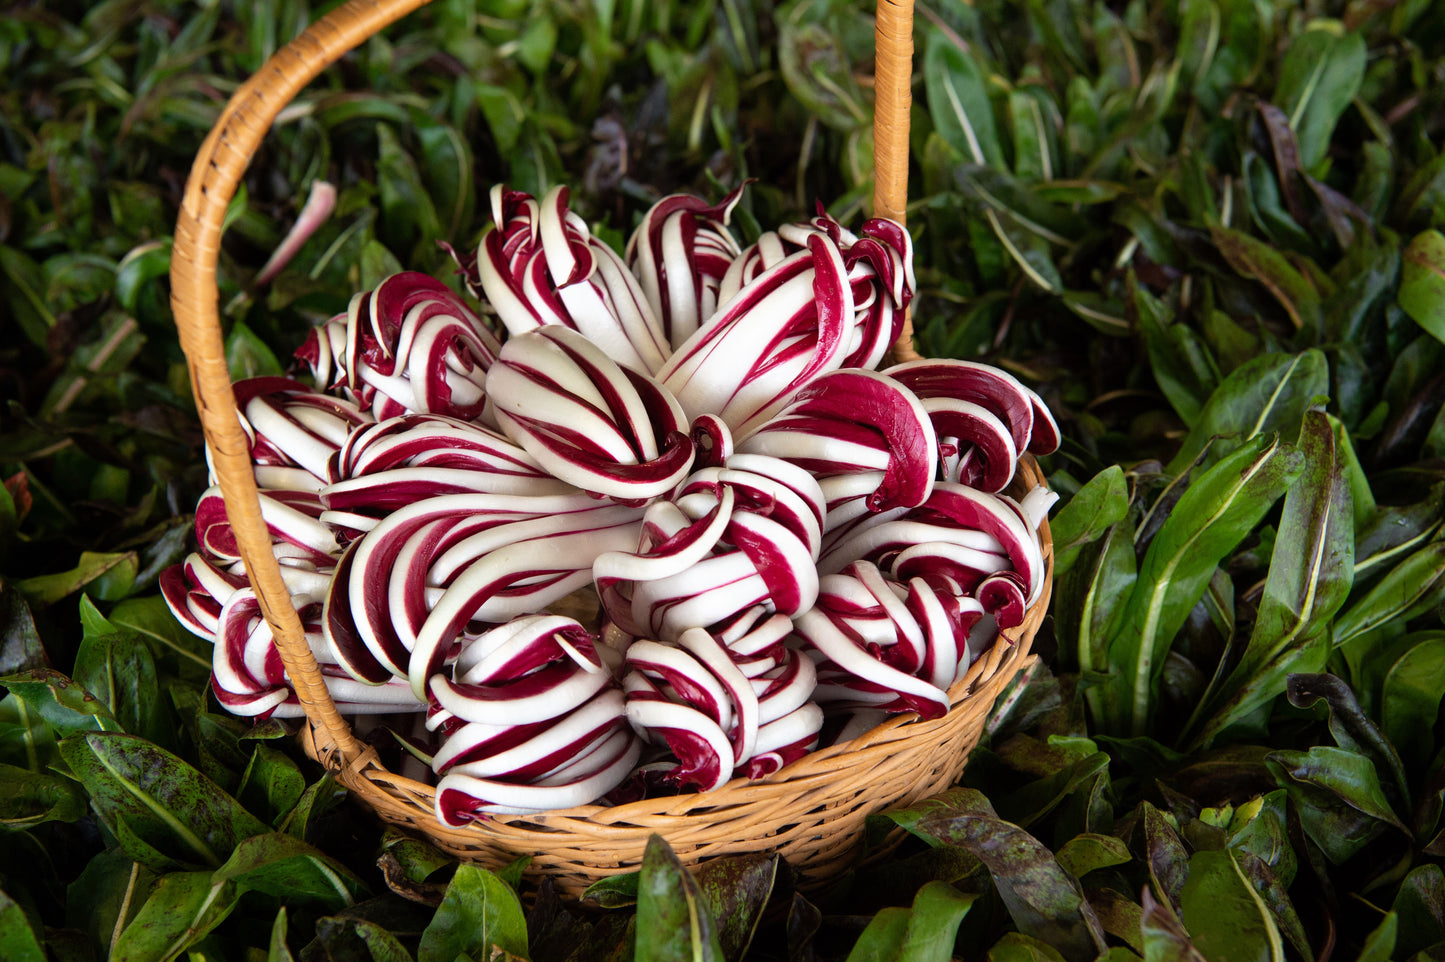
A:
<box><xmin>2</xmin><ymin>0</ymin><xmax>1445</xmax><ymax>958</ymax></box>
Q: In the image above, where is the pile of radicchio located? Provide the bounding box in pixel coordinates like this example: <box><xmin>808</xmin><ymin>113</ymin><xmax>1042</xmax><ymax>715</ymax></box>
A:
<box><xmin>163</xmin><ymin>184</ymin><xmax>1058</xmax><ymax>824</ymax></box>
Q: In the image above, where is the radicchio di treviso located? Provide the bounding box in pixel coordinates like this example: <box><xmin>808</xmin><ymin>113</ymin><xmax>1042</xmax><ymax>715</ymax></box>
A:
<box><xmin>164</xmin><ymin>182</ymin><xmax>1059</xmax><ymax>821</ymax></box>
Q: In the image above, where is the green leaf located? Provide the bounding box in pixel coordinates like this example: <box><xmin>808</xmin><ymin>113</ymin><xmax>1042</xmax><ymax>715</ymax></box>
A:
<box><xmin>845</xmin><ymin>906</ymin><xmax>910</xmax><ymax>962</ymax></box>
<box><xmin>916</xmin><ymin>790</ymin><xmax>1106</xmax><ymax>959</ymax></box>
<box><xmin>225</xmin><ymin>320</ymin><xmax>284</xmax><ymax>380</ymax></box>
<box><xmin>310</xmin><ymin>901</ymin><xmax>423</xmax><ymax>962</ymax></box>
<box><xmin>1009</xmin><ymin>88</ymin><xmax>1057</xmax><ymax>181</ymax></box>
<box><xmin>0</xmin><ymin>583</ymin><xmax>45</xmax><ymax>676</ymax></box>
<box><xmin>1336</xmin><ymin>541</ymin><xmax>1445</xmax><ymax>649</ymax></box>
<box><xmin>1062</xmin><ymin>517</ymin><xmax>1137</xmax><ymax>720</ymax></box>
<box><xmin>111</xmin><ymin>871</ymin><xmax>239</xmax><ymax>962</ymax></box>
<box><xmin>475</xmin><ymin>84</ymin><xmax>525</xmax><ymax>157</ymax></box>
<box><xmin>1266</xmin><ymin>746</ymin><xmax>1407</xmax><ymax>863</ymax></box>
<box><xmin>417</xmin><ymin>123</ymin><xmax>475</xmax><ymax>243</ymax></box>
<box><xmin>1272</xmin><ymin>27</ymin><xmax>1366</xmax><ymax>173</ymax></box>
<box><xmin>898</xmin><ymin>881</ymin><xmax>978</xmax><ymax>962</ymax></box>
<box><xmin>65</xmin><ymin>850</ymin><xmax>157</xmax><ymax>962</ymax></box>
<box><xmin>359</xmin><ymin>239</ymin><xmax>405</xmax><ymax>291</ymax></box>
<box><xmin>58</xmin><ymin>732</ymin><xmax>268</xmax><ymax>872</ymax></box>
<box><xmin>375</xmin><ymin>122</ymin><xmax>441</xmax><ymax>254</ymax></box>
<box><xmin>1393</xmin><ymin>865</ymin><xmax>1445</xmax><ymax>960</ymax></box>
<box><xmin>924</xmin><ymin>32</ymin><xmax>1004</xmax><ymax>168</ymax></box>
<box><xmin>1227</xmin><ymin>849</ymin><xmax>1313</xmax><ymax>962</ymax></box>
<box><xmin>0</xmin><ymin>246</ymin><xmax>56</xmax><ymax>348</ymax></box>
<box><xmin>695</xmin><ymin>854</ymin><xmax>777</xmax><ymax>962</ymax></box>
<box><xmin>269</xmin><ymin>907</ymin><xmax>295</xmax><ymax>962</ymax></box>
<box><xmin>1192</xmin><ymin>411</ymin><xmax>1353</xmax><ymax>746</ymax></box>
<box><xmin>844</xmin><ymin>882</ymin><xmax>978</xmax><ymax>962</ymax></box>
<box><xmin>776</xmin><ymin>6</ymin><xmax>868</xmax><ymax>132</ymax></box>
<box><xmin>1286</xmin><ymin>674</ymin><xmax>1410</xmax><ymax>805</ymax></box>
<box><xmin>0</xmin><ymin>760</ymin><xmax>86</xmax><ymax>827</ymax></box>
<box><xmin>237</xmin><ymin>744</ymin><xmax>306</xmax><ymax>826</ymax></box>
<box><xmin>1051</xmin><ymin>465</ymin><xmax>1129</xmax><ymax>576</ymax></box>
<box><xmin>213</xmin><ymin>832</ymin><xmax>367</xmax><ymax>909</ymax></box>
<box><xmin>0</xmin><ymin>667</ymin><xmax>122</xmax><ymax>736</ymax></box>
<box><xmin>1142</xmin><ymin>801</ymin><xmax>1189</xmax><ymax>911</ymax></box>
<box><xmin>515</xmin><ymin>15</ymin><xmax>558</xmax><ymax>74</ymax></box>
<box><xmin>1054</xmin><ymin>833</ymin><xmax>1131</xmax><ymax>881</ymax></box>
<box><xmin>1140</xmin><ymin>888</ymin><xmax>1209</xmax><ymax>962</ymax></box>
<box><xmin>635</xmin><ymin>834</ymin><xmax>725</xmax><ymax>962</ymax></box>
<box><xmin>73</xmin><ymin>597</ymin><xmax>166</xmax><ymax>744</ymax></box>
<box><xmin>0</xmin><ymin>887</ymin><xmax>45</xmax><ymax>962</ymax></box>
<box><xmin>378</xmin><ymin>830</ymin><xmax>454</xmax><ymax>887</ymax></box>
<box><xmin>582</xmin><ymin>871</ymin><xmax>641</xmax><ymax>909</ymax></box>
<box><xmin>1400</xmin><ymin>229</ymin><xmax>1445</xmax><ymax>344</ymax></box>
<box><xmin>1382</xmin><ymin>636</ymin><xmax>1445</xmax><ymax>772</ymax></box>
<box><xmin>1226</xmin><ymin>791</ymin><xmax>1296</xmax><ymax>887</ymax></box>
<box><xmin>1210</xmin><ymin>226</ymin><xmax>1324</xmax><ymax>336</ymax></box>
<box><xmin>989</xmin><ymin>932</ymin><xmax>1068</xmax><ymax>962</ymax></box>
<box><xmin>1169</xmin><ymin>350</ymin><xmax>1328</xmax><ymax>474</ymax></box>
<box><xmin>1356</xmin><ymin>912</ymin><xmax>1397</xmax><ymax>962</ymax></box>
<box><xmin>1105</xmin><ymin>435</ymin><xmax>1302</xmax><ymax>736</ymax></box>
<box><xmin>14</xmin><ymin>550</ymin><xmax>139</xmax><ymax>605</ymax></box>
<box><xmin>417</xmin><ymin>863</ymin><xmax>528</xmax><ymax>962</ymax></box>
<box><xmin>994</xmin><ymin>751</ymin><xmax>1111</xmax><ymax>829</ymax></box>
<box><xmin>1179</xmin><ymin>850</ymin><xmax>1285</xmax><ymax>962</ymax></box>
<box><xmin>115</xmin><ymin>240</ymin><xmax>173</xmax><ymax>325</ymax></box>
<box><xmin>985</xmin><ymin>207</ymin><xmax>1063</xmax><ymax>293</ymax></box>
<box><xmin>107</xmin><ymin>595</ymin><xmax>212</xmax><ymax>676</ymax></box>
<box><xmin>1132</xmin><ymin>272</ymin><xmax>1219</xmax><ymax>424</ymax></box>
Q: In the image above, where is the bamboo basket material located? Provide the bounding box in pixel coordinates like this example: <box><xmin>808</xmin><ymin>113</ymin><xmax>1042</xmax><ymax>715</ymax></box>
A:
<box><xmin>170</xmin><ymin>0</ymin><xmax>1053</xmax><ymax>898</ymax></box>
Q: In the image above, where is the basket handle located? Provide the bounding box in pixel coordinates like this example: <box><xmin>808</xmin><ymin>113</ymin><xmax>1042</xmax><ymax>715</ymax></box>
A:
<box><xmin>873</xmin><ymin>0</ymin><xmax>919</xmax><ymax>363</ymax></box>
<box><xmin>171</xmin><ymin>0</ymin><xmax>433</xmax><ymax>761</ymax></box>
<box><xmin>170</xmin><ymin>0</ymin><xmax>917</xmax><ymax>770</ymax></box>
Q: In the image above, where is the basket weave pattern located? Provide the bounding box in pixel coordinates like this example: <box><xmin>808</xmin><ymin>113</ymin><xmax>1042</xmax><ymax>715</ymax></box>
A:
<box><xmin>170</xmin><ymin>0</ymin><xmax>1052</xmax><ymax>897</ymax></box>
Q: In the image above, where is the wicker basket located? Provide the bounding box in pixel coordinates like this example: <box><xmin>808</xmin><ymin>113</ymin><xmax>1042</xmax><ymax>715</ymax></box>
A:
<box><xmin>169</xmin><ymin>0</ymin><xmax>1053</xmax><ymax>898</ymax></box>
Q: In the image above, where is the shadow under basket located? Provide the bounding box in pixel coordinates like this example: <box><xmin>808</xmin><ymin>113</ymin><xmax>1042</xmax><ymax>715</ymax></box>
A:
<box><xmin>168</xmin><ymin>0</ymin><xmax>1054</xmax><ymax>898</ymax></box>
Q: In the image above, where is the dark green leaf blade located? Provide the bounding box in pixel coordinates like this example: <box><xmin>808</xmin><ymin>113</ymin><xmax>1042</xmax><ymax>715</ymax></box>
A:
<box><xmin>1400</xmin><ymin>229</ymin><xmax>1445</xmax><ymax>343</ymax></box>
<box><xmin>1381</xmin><ymin>635</ymin><xmax>1445</xmax><ymax>771</ymax></box>
<box><xmin>1</xmin><ymin>668</ymin><xmax>123</xmax><ymax>736</ymax></box>
<box><xmin>1192</xmin><ymin>410</ymin><xmax>1353</xmax><ymax>747</ymax></box>
<box><xmin>897</xmin><ymin>881</ymin><xmax>978</xmax><ymax>962</ymax></box>
<box><xmin>1272</xmin><ymin>29</ymin><xmax>1366</xmax><ymax>172</ymax></box>
<box><xmin>924</xmin><ymin>32</ymin><xmax>1004</xmax><ymax>168</ymax></box>
<box><xmin>269</xmin><ymin>907</ymin><xmax>295</xmax><ymax>962</ymax></box>
<box><xmin>0</xmin><ymin>760</ymin><xmax>86</xmax><ymax>827</ymax></box>
<box><xmin>213</xmin><ymin>832</ymin><xmax>367</xmax><ymax>909</ymax></box>
<box><xmin>1336</xmin><ymin>541</ymin><xmax>1445</xmax><ymax>650</ymax></box>
<box><xmin>0</xmin><ymin>887</ymin><xmax>45</xmax><ymax>962</ymax></box>
<box><xmin>1106</xmin><ymin>434</ymin><xmax>1303</xmax><ymax>735</ymax></box>
<box><xmin>417</xmin><ymin>863</ymin><xmax>528</xmax><ymax>962</ymax></box>
<box><xmin>844</xmin><ymin>906</ymin><xmax>910</xmax><ymax>962</ymax></box>
<box><xmin>1051</xmin><ymin>465</ymin><xmax>1129</xmax><ymax>576</ymax></box>
<box><xmin>1140</xmin><ymin>888</ymin><xmax>1209</xmax><ymax>962</ymax></box>
<box><xmin>695</xmin><ymin>854</ymin><xmax>777</xmax><ymax>962</ymax></box>
<box><xmin>111</xmin><ymin>872</ymin><xmax>239</xmax><ymax>962</ymax></box>
<box><xmin>65</xmin><ymin>849</ymin><xmax>158</xmax><ymax>962</ymax></box>
<box><xmin>58</xmin><ymin>731</ymin><xmax>268</xmax><ymax>871</ymax></box>
<box><xmin>635</xmin><ymin>834</ymin><xmax>725</xmax><ymax>962</ymax></box>
<box><xmin>237</xmin><ymin>744</ymin><xmax>306</xmax><ymax>826</ymax></box>
<box><xmin>1168</xmin><ymin>351</ymin><xmax>1327</xmax><ymax>474</ymax></box>
<box><xmin>916</xmin><ymin>789</ymin><xmax>1106</xmax><ymax>959</ymax></box>
<box><xmin>1285</xmin><ymin>674</ymin><xmax>1409</xmax><ymax>803</ymax></box>
<box><xmin>73</xmin><ymin>597</ymin><xmax>166</xmax><ymax>744</ymax></box>
<box><xmin>1179</xmin><ymin>850</ymin><xmax>1285</xmax><ymax>962</ymax></box>
<box><xmin>1266</xmin><ymin>746</ymin><xmax>1407</xmax><ymax>863</ymax></box>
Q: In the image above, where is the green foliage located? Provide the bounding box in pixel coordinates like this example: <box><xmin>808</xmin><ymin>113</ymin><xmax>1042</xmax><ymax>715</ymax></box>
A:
<box><xmin>1</xmin><ymin>0</ymin><xmax>1444</xmax><ymax>959</ymax></box>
